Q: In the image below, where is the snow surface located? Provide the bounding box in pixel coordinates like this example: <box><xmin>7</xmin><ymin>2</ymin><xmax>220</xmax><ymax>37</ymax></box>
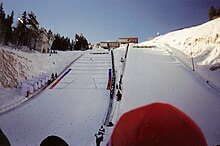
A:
<box><xmin>0</xmin><ymin>46</ymin><xmax>220</xmax><ymax>145</ymax></box>
<box><xmin>0</xmin><ymin>49</ymin><xmax>111</xmax><ymax>146</ymax></box>
<box><xmin>0</xmin><ymin>18</ymin><xmax>220</xmax><ymax>146</ymax></box>
<box><xmin>0</xmin><ymin>46</ymin><xmax>83</xmax><ymax>114</ymax></box>
<box><xmin>112</xmin><ymin>46</ymin><xmax>220</xmax><ymax>146</ymax></box>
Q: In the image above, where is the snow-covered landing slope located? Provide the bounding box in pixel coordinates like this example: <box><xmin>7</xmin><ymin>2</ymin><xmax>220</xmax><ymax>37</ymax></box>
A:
<box><xmin>117</xmin><ymin>47</ymin><xmax>220</xmax><ymax>146</ymax></box>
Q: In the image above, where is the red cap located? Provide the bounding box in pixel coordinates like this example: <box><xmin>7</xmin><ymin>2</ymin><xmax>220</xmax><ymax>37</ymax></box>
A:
<box><xmin>109</xmin><ymin>103</ymin><xmax>207</xmax><ymax>146</ymax></box>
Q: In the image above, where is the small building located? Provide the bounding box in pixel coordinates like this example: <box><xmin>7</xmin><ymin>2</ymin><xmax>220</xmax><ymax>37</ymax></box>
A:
<box><xmin>99</xmin><ymin>37</ymin><xmax>138</xmax><ymax>49</ymax></box>
<box><xmin>100</xmin><ymin>41</ymin><xmax>120</xmax><ymax>49</ymax></box>
<box><xmin>35</xmin><ymin>28</ymin><xmax>55</xmax><ymax>53</ymax></box>
<box><xmin>26</xmin><ymin>12</ymin><xmax>39</xmax><ymax>50</ymax></box>
<box><xmin>36</xmin><ymin>28</ymin><xmax>49</xmax><ymax>53</ymax></box>
<box><xmin>47</xmin><ymin>31</ymin><xmax>55</xmax><ymax>51</ymax></box>
<box><xmin>100</xmin><ymin>42</ymin><xmax>109</xmax><ymax>49</ymax></box>
<box><xmin>118</xmin><ymin>37</ymin><xmax>138</xmax><ymax>44</ymax></box>
<box><xmin>108</xmin><ymin>42</ymin><xmax>120</xmax><ymax>48</ymax></box>
<box><xmin>20</xmin><ymin>12</ymin><xmax>55</xmax><ymax>53</ymax></box>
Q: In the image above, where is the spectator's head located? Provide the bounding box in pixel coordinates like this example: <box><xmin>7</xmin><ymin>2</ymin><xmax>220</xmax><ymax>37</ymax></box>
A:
<box><xmin>40</xmin><ymin>135</ymin><xmax>69</xmax><ymax>146</ymax></box>
<box><xmin>108</xmin><ymin>103</ymin><xmax>207</xmax><ymax>146</ymax></box>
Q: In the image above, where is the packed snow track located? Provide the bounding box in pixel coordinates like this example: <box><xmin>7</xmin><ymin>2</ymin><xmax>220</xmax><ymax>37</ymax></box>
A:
<box><xmin>0</xmin><ymin>50</ymin><xmax>111</xmax><ymax>146</ymax></box>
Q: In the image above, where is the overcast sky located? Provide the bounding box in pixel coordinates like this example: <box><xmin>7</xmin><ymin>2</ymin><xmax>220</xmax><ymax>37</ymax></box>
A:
<box><xmin>2</xmin><ymin>0</ymin><xmax>220</xmax><ymax>43</ymax></box>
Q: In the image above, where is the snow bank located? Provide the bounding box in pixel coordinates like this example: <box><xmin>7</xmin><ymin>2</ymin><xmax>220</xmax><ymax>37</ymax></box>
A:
<box><xmin>138</xmin><ymin>18</ymin><xmax>220</xmax><ymax>66</ymax></box>
<box><xmin>0</xmin><ymin>47</ymin><xmax>29</xmax><ymax>88</ymax></box>
<box><xmin>0</xmin><ymin>46</ymin><xmax>83</xmax><ymax>88</ymax></box>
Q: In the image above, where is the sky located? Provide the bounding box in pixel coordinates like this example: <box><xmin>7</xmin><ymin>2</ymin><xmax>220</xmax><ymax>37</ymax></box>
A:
<box><xmin>1</xmin><ymin>0</ymin><xmax>220</xmax><ymax>44</ymax></box>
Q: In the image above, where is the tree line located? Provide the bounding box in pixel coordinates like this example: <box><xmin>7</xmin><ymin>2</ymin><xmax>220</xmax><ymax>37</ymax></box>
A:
<box><xmin>0</xmin><ymin>3</ymin><xmax>14</xmax><ymax>45</ymax></box>
<box><xmin>0</xmin><ymin>2</ymin><xmax>90</xmax><ymax>51</ymax></box>
<box><xmin>74</xmin><ymin>34</ymin><xmax>90</xmax><ymax>50</ymax></box>
<box><xmin>0</xmin><ymin>3</ymin><xmax>39</xmax><ymax>47</ymax></box>
<box><xmin>51</xmin><ymin>33</ymin><xmax>90</xmax><ymax>51</ymax></box>
<box><xmin>209</xmin><ymin>6</ymin><xmax>220</xmax><ymax>21</ymax></box>
<box><xmin>51</xmin><ymin>34</ymin><xmax>73</xmax><ymax>51</ymax></box>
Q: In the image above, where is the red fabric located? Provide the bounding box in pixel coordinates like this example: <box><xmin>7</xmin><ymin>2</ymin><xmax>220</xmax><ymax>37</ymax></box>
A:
<box><xmin>107</xmin><ymin>78</ymin><xmax>111</xmax><ymax>90</ymax></box>
<box><xmin>110</xmin><ymin>103</ymin><xmax>207</xmax><ymax>146</ymax></box>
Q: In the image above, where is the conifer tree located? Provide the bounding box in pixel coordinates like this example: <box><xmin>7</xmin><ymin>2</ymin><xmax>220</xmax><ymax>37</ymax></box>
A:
<box><xmin>74</xmin><ymin>33</ymin><xmax>89</xmax><ymax>50</ymax></box>
<box><xmin>209</xmin><ymin>6</ymin><xmax>217</xmax><ymax>20</ymax></box>
<box><xmin>216</xmin><ymin>7</ymin><xmax>220</xmax><ymax>16</ymax></box>
<box><xmin>0</xmin><ymin>2</ymin><xmax>6</xmax><ymax>43</ymax></box>
<box><xmin>51</xmin><ymin>33</ymin><xmax>74</xmax><ymax>51</ymax></box>
<box><xmin>4</xmin><ymin>11</ymin><xmax>14</xmax><ymax>45</ymax></box>
<box><xmin>14</xmin><ymin>11</ymin><xmax>28</xmax><ymax>46</ymax></box>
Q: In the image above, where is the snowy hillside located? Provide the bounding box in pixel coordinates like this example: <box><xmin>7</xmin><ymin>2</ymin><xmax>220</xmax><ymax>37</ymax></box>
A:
<box><xmin>0</xmin><ymin>46</ymin><xmax>83</xmax><ymax>88</ymax></box>
<box><xmin>137</xmin><ymin>18</ymin><xmax>220</xmax><ymax>90</ymax></box>
<box><xmin>0</xmin><ymin>46</ymin><xmax>83</xmax><ymax>114</ymax></box>
<box><xmin>139</xmin><ymin>18</ymin><xmax>220</xmax><ymax>66</ymax></box>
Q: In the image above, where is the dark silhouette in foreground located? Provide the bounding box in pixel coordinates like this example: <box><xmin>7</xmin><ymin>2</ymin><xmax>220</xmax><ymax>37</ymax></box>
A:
<box><xmin>40</xmin><ymin>135</ymin><xmax>69</xmax><ymax>146</ymax></box>
<box><xmin>0</xmin><ymin>129</ymin><xmax>10</xmax><ymax>146</ymax></box>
